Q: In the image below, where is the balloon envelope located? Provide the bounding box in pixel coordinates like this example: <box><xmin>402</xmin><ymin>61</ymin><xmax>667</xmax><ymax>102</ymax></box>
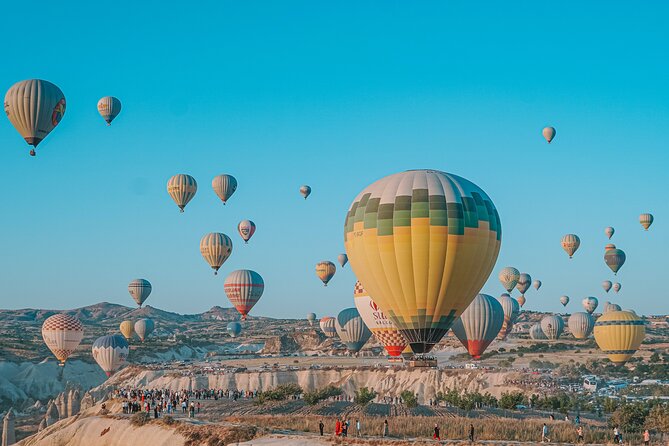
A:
<box><xmin>561</xmin><ymin>234</ymin><xmax>580</xmax><ymax>258</ymax></box>
<box><xmin>337</xmin><ymin>254</ymin><xmax>348</xmax><ymax>267</ymax></box>
<box><xmin>41</xmin><ymin>314</ymin><xmax>84</xmax><ymax>365</ymax></box>
<box><xmin>237</xmin><ymin>220</ymin><xmax>256</xmax><ymax>243</ymax></box>
<box><xmin>594</xmin><ymin>311</ymin><xmax>645</xmax><ymax>365</ymax></box>
<box><xmin>560</xmin><ymin>295</ymin><xmax>570</xmax><ymax>307</ymax></box>
<box><xmin>533</xmin><ymin>280</ymin><xmax>542</xmax><ymax>291</ymax></box>
<box><xmin>306</xmin><ymin>312</ymin><xmax>317</xmax><ymax>325</ymax></box>
<box><xmin>212</xmin><ymin>174</ymin><xmax>237</xmax><ymax>204</ymax></box>
<box><xmin>582</xmin><ymin>297</ymin><xmax>599</xmax><ymax>314</ymax></box>
<box><xmin>541</xmin><ymin>315</ymin><xmax>565</xmax><ymax>340</ymax></box>
<box><xmin>353</xmin><ymin>281</ymin><xmax>407</xmax><ymax>357</ymax></box>
<box><xmin>605</xmin><ymin>227</ymin><xmax>615</xmax><ymax>239</ymax></box>
<box><xmin>542</xmin><ymin>126</ymin><xmax>556</xmax><ymax>143</ymax></box>
<box><xmin>344</xmin><ymin>169</ymin><xmax>501</xmax><ymax>354</ymax></box>
<box><xmin>119</xmin><ymin>320</ymin><xmax>134</xmax><ymax>341</ymax></box>
<box><xmin>300</xmin><ymin>185</ymin><xmax>311</xmax><ymax>199</ymax></box>
<box><xmin>451</xmin><ymin>294</ymin><xmax>504</xmax><ymax>359</ymax></box>
<box><xmin>134</xmin><ymin>318</ymin><xmax>155</xmax><ymax>342</ymax></box>
<box><xmin>639</xmin><ymin>213</ymin><xmax>654</xmax><ymax>230</ymax></box>
<box><xmin>92</xmin><ymin>335</ymin><xmax>129</xmax><ymax>377</ymax></box>
<box><xmin>602</xmin><ymin>280</ymin><xmax>613</xmax><ymax>293</ymax></box>
<box><xmin>604</xmin><ymin>248</ymin><xmax>626</xmax><ymax>274</ymax></box>
<box><xmin>530</xmin><ymin>323</ymin><xmax>547</xmax><ymax>340</ymax></box>
<box><xmin>227</xmin><ymin>321</ymin><xmax>242</xmax><ymax>338</ymax></box>
<box><xmin>498</xmin><ymin>267</ymin><xmax>520</xmax><ymax>293</ymax></box>
<box><xmin>613</xmin><ymin>282</ymin><xmax>621</xmax><ymax>293</ymax></box>
<box><xmin>498</xmin><ymin>294</ymin><xmax>520</xmax><ymax>340</ymax></box>
<box><xmin>604</xmin><ymin>302</ymin><xmax>622</xmax><ymax>314</ymax></box>
<box><xmin>516</xmin><ymin>273</ymin><xmax>532</xmax><ymax>295</ymax></box>
<box><xmin>568</xmin><ymin>312</ymin><xmax>594</xmax><ymax>339</ymax></box>
<box><xmin>128</xmin><ymin>279</ymin><xmax>152</xmax><ymax>307</ymax></box>
<box><xmin>517</xmin><ymin>295</ymin><xmax>526</xmax><ymax>307</ymax></box>
<box><xmin>200</xmin><ymin>233</ymin><xmax>233</xmax><ymax>274</ymax></box>
<box><xmin>335</xmin><ymin>307</ymin><xmax>372</xmax><ymax>353</ymax></box>
<box><xmin>97</xmin><ymin>96</ymin><xmax>121</xmax><ymax>124</ymax></box>
<box><xmin>319</xmin><ymin>317</ymin><xmax>337</xmax><ymax>338</ymax></box>
<box><xmin>315</xmin><ymin>261</ymin><xmax>336</xmax><ymax>286</ymax></box>
<box><xmin>4</xmin><ymin>79</ymin><xmax>66</xmax><ymax>154</ymax></box>
<box><xmin>224</xmin><ymin>270</ymin><xmax>264</xmax><ymax>320</ymax></box>
<box><xmin>167</xmin><ymin>174</ymin><xmax>197</xmax><ymax>212</ymax></box>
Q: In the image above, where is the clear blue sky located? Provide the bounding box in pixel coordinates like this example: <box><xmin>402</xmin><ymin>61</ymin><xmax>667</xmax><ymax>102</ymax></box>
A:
<box><xmin>1</xmin><ymin>1</ymin><xmax>667</xmax><ymax>317</ymax></box>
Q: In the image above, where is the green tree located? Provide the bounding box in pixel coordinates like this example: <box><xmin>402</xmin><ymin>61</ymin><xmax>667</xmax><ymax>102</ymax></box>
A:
<box><xmin>354</xmin><ymin>387</ymin><xmax>377</xmax><ymax>406</ymax></box>
<box><xmin>400</xmin><ymin>390</ymin><xmax>418</xmax><ymax>408</ymax></box>
<box><xmin>646</xmin><ymin>405</ymin><xmax>669</xmax><ymax>432</ymax></box>
<box><xmin>610</xmin><ymin>403</ymin><xmax>649</xmax><ymax>433</ymax></box>
<box><xmin>498</xmin><ymin>391</ymin><xmax>526</xmax><ymax>410</ymax></box>
<box><xmin>303</xmin><ymin>385</ymin><xmax>342</xmax><ymax>405</ymax></box>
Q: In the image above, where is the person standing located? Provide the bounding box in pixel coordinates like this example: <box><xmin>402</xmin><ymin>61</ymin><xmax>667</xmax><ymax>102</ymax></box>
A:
<box><xmin>643</xmin><ymin>429</ymin><xmax>650</xmax><ymax>446</ymax></box>
<box><xmin>577</xmin><ymin>426</ymin><xmax>584</xmax><ymax>443</ymax></box>
<box><xmin>319</xmin><ymin>420</ymin><xmax>324</xmax><ymax>436</ymax></box>
<box><xmin>356</xmin><ymin>419</ymin><xmax>361</xmax><ymax>437</ymax></box>
<box><xmin>335</xmin><ymin>419</ymin><xmax>341</xmax><ymax>436</ymax></box>
<box><xmin>613</xmin><ymin>426</ymin><xmax>620</xmax><ymax>444</ymax></box>
<box><xmin>542</xmin><ymin>423</ymin><xmax>550</xmax><ymax>442</ymax></box>
<box><xmin>383</xmin><ymin>420</ymin><xmax>389</xmax><ymax>437</ymax></box>
<box><xmin>433</xmin><ymin>424</ymin><xmax>441</xmax><ymax>440</ymax></box>
<box><xmin>469</xmin><ymin>424</ymin><xmax>475</xmax><ymax>442</ymax></box>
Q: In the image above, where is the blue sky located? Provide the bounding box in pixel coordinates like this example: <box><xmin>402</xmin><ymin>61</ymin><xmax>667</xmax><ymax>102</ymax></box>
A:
<box><xmin>1</xmin><ymin>1</ymin><xmax>667</xmax><ymax>317</ymax></box>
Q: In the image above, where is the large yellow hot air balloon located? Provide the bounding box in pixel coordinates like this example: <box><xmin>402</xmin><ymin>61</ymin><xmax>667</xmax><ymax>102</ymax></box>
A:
<box><xmin>344</xmin><ymin>170</ymin><xmax>501</xmax><ymax>354</ymax></box>
<box><xmin>119</xmin><ymin>320</ymin><xmax>134</xmax><ymax>341</ymax></box>
<box><xmin>200</xmin><ymin>233</ymin><xmax>233</xmax><ymax>275</ymax></box>
<box><xmin>167</xmin><ymin>174</ymin><xmax>197</xmax><ymax>212</ymax></box>
<box><xmin>593</xmin><ymin>310</ymin><xmax>645</xmax><ymax>365</ymax></box>
<box><xmin>315</xmin><ymin>261</ymin><xmax>336</xmax><ymax>286</ymax></box>
<box><xmin>4</xmin><ymin>79</ymin><xmax>66</xmax><ymax>156</ymax></box>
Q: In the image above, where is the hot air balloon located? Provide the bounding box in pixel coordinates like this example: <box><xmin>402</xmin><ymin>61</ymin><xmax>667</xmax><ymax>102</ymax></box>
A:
<box><xmin>335</xmin><ymin>308</ymin><xmax>372</xmax><ymax>354</ymax></box>
<box><xmin>594</xmin><ymin>310</ymin><xmax>645</xmax><ymax>365</ymax></box>
<box><xmin>533</xmin><ymin>280</ymin><xmax>542</xmax><ymax>291</ymax></box>
<box><xmin>128</xmin><ymin>279</ymin><xmax>152</xmax><ymax>307</ymax></box>
<box><xmin>344</xmin><ymin>170</ymin><xmax>501</xmax><ymax>354</ymax></box>
<box><xmin>602</xmin><ymin>280</ymin><xmax>613</xmax><ymax>293</ymax></box>
<box><xmin>605</xmin><ymin>227</ymin><xmax>615</xmax><ymax>239</ymax></box>
<box><xmin>605</xmin><ymin>243</ymin><xmax>616</xmax><ymax>251</ymax></box>
<box><xmin>237</xmin><ymin>220</ymin><xmax>256</xmax><ymax>244</ymax></box>
<box><xmin>498</xmin><ymin>267</ymin><xmax>520</xmax><ymax>293</ymax></box>
<box><xmin>337</xmin><ymin>254</ymin><xmax>348</xmax><ymax>268</ymax></box>
<box><xmin>315</xmin><ymin>261</ymin><xmax>336</xmax><ymax>286</ymax></box>
<box><xmin>401</xmin><ymin>345</ymin><xmax>414</xmax><ymax>360</ymax></box>
<box><xmin>224</xmin><ymin>270</ymin><xmax>264</xmax><ymax>320</ymax></box>
<box><xmin>92</xmin><ymin>335</ymin><xmax>129</xmax><ymax>377</ymax></box>
<box><xmin>97</xmin><ymin>96</ymin><xmax>121</xmax><ymax>125</ymax></box>
<box><xmin>529</xmin><ymin>323</ymin><xmax>548</xmax><ymax>340</ymax></box>
<box><xmin>451</xmin><ymin>294</ymin><xmax>504</xmax><ymax>359</ymax></box>
<box><xmin>319</xmin><ymin>317</ymin><xmax>337</xmax><ymax>338</ymax></box>
<box><xmin>613</xmin><ymin>282</ymin><xmax>621</xmax><ymax>293</ymax></box>
<box><xmin>604</xmin><ymin>302</ymin><xmax>622</xmax><ymax>314</ymax></box>
<box><xmin>517</xmin><ymin>295</ymin><xmax>527</xmax><ymax>307</ymax></box>
<box><xmin>306</xmin><ymin>313</ymin><xmax>317</xmax><ymax>326</ymax></box>
<box><xmin>498</xmin><ymin>294</ymin><xmax>520</xmax><ymax>340</ymax></box>
<box><xmin>582</xmin><ymin>297</ymin><xmax>599</xmax><ymax>314</ymax></box>
<box><xmin>200</xmin><ymin>233</ymin><xmax>233</xmax><ymax>275</ymax></box>
<box><xmin>353</xmin><ymin>281</ymin><xmax>408</xmax><ymax>357</ymax></box>
<box><xmin>540</xmin><ymin>315</ymin><xmax>565</xmax><ymax>340</ymax></box>
<box><xmin>568</xmin><ymin>312</ymin><xmax>594</xmax><ymax>339</ymax></box>
<box><xmin>134</xmin><ymin>318</ymin><xmax>155</xmax><ymax>342</ymax></box>
<box><xmin>300</xmin><ymin>185</ymin><xmax>311</xmax><ymax>199</ymax></box>
<box><xmin>560</xmin><ymin>295</ymin><xmax>570</xmax><ymax>307</ymax></box>
<box><xmin>639</xmin><ymin>213</ymin><xmax>654</xmax><ymax>231</ymax></box>
<box><xmin>167</xmin><ymin>174</ymin><xmax>197</xmax><ymax>212</ymax></box>
<box><xmin>227</xmin><ymin>321</ymin><xmax>242</xmax><ymax>338</ymax></box>
<box><xmin>4</xmin><ymin>79</ymin><xmax>66</xmax><ymax>156</ymax></box>
<box><xmin>212</xmin><ymin>174</ymin><xmax>237</xmax><ymax>205</ymax></box>
<box><xmin>119</xmin><ymin>320</ymin><xmax>134</xmax><ymax>341</ymax></box>
<box><xmin>542</xmin><ymin>126</ymin><xmax>556</xmax><ymax>143</ymax></box>
<box><xmin>604</xmin><ymin>248</ymin><xmax>626</xmax><ymax>275</ymax></box>
<box><xmin>561</xmin><ymin>234</ymin><xmax>580</xmax><ymax>258</ymax></box>
<box><xmin>41</xmin><ymin>314</ymin><xmax>84</xmax><ymax>366</ymax></box>
<box><xmin>516</xmin><ymin>273</ymin><xmax>532</xmax><ymax>295</ymax></box>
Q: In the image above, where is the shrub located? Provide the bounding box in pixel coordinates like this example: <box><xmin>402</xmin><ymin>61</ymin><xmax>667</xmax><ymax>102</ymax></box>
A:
<box><xmin>130</xmin><ymin>412</ymin><xmax>151</xmax><ymax>426</ymax></box>
<box><xmin>255</xmin><ymin>383</ymin><xmax>303</xmax><ymax>404</ymax></box>
<box><xmin>303</xmin><ymin>385</ymin><xmax>342</xmax><ymax>405</ymax></box>
<box><xmin>400</xmin><ymin>390</ymin><xmax>418</xmax><ymax>408</ymax></box>
<box><xmin>498</xmin><ymin>391</ymin><xmax>526</xmax><ymax>410</ymax></box>
<box><xmin>354</xmin><ymin>387</ymin><xmax>377</xmax><ymax>406</ymax></box>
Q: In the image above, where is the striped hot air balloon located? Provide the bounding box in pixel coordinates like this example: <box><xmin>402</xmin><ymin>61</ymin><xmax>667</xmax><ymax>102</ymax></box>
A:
<box><xmin>604</xmin><ymin>248</ymin><xmax>626</xmax><ymax>275</ymax></box>
<box><xmin>542</xmin><ymin>126</ymin><xmax>556</xmax><ymax>143</ymax></box>
<box><xmin>604</xmin><ymin>302</ymin><xmax>622</xmax><ymax>314</ymax></box>
<box><xmin>119</xmin><ymin>320</ymin><xmax>134</xmax><ymax>341</ymax></box>
<box><xmin>516</xmin><ymin>273</ymin><xmax>532</xmax><ymax>295</ymax></box>
<box><xmin>4</xmin><ymin>79</ymin><xmax>66</xmax><ymax>156</ymax></box>
<box><xmin>353</xmin><ymin>281</ymin><xmax>408</xmax><ymax>357</ymax></box>
<box><xmin>223</xmin><ymin>270</ymin><xmax>264</xmax><ymax>320</ymax></box>
<box><xmin>602</xmin><ymin>280</ymin><xmax>613</xmax><ymax>293</ymax></box>
<box><xmin>568</xmin><ymin>312</ymin><xmax>594</xmax><ymax>339</ymax></box>
<box><xmin>529</xmin><ymin>323</ymin><xmax>547</xmax><ymax>340</ymax></box>
<box><xmin>344</xmin><ymin>170</ymin><xmax>501</xmax><ymax>354</ymax></box>
<box><xmin>497</xmin><ymin>294</ymin><xmax>520</xmax><ymax>340</ymax></box>
<box><xmin>306</xmin><ymin>312</ymin><xmax>317</xmax><ymax>326</ymax></box>
<box><xmin>639</xmin><ymin>213</ymin><xmax>654</xmax><ymax>231</ymax></box>
<box><xmin>167</xmin><ymin>174</ymin><xmax>197</xmax><ymax>212</ymax></box>
<box><xmin>315</xmin><ymin>261</ymin><xmax>336</xmax><ymax>286</ymax></box>
<box><xmin>498</xmin><ymin>267</ymin><xmax>520</xmax><ymax>293</ymax></box>
<box><xmin>134</xmin><ymin>318</ymin><xmax>155</xmax><ymax>342</ymax></box>
<box><xmin>128</xmin><ymin>279</ymin><xmax>152</xmax><ymax>307</ymax></box>
<box><xmin>41</xmin><ymin>314</ymin><xmax>84</xmax><ymax>365</ymax></box>
<box><xmin>92</xmin><ymin>335</ymin><xmax>129</xmax><ymax>377</ymax></box>
<box><xmin>540</xmin><ymin>315</ymin><xmax>565</xmax><ymax>340</ymax></box>
<box><xmin>319</xmin><ymin>317</ymin><xmax>337</xmax><ymax>338</ymax></box>
<box><xmin>200</xmin><ymin>233</ymin><xmax>233</xmax><ymax>275</ymax></box>
<box><xmin>335</xmin><ymin>308</ymin><xmax>372</xmax><ymax>354</ymax></box>
<box><xmin>212</xmin><ymin>174</ymin><xmax>237</xmax><ymax>204</ymax></box>
<box><xmin>227</xmin><ymin>321</ymin><xmax>242</xmax><ymax>338</ymax></box>
<box><xmin>237</xmin><ymin>220</ymin><xmax>256</xmax><ymax>244</ymax></box>
<box><xmin>561</xmin><ymin>234</ymin><xmax>581</xmax><ymax>258</ymax></box>
<box><xmin>97</xmin><ymin>96</ymin><xmax>122</xmax><ymax>125</ymax></box>
<box><xmin>582</xmin><ymin>297</ymin><xmax>599</xmax><ymax>314</ymax></box>
<box><xmin>594</xmin><ymin>311</ymin><xmax>645</xmax><ymax>365</ymax></box>
<box><xmin>451</xmin><ymin>294</ymin><xmax>504</xmax><ymax>359</ymax></box>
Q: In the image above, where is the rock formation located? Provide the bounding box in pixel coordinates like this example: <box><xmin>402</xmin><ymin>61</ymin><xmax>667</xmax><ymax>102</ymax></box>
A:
<box><xmin>1</xmin><ymin>408</ymin><xmax>15</xmax><ymax>446</ymax></box>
